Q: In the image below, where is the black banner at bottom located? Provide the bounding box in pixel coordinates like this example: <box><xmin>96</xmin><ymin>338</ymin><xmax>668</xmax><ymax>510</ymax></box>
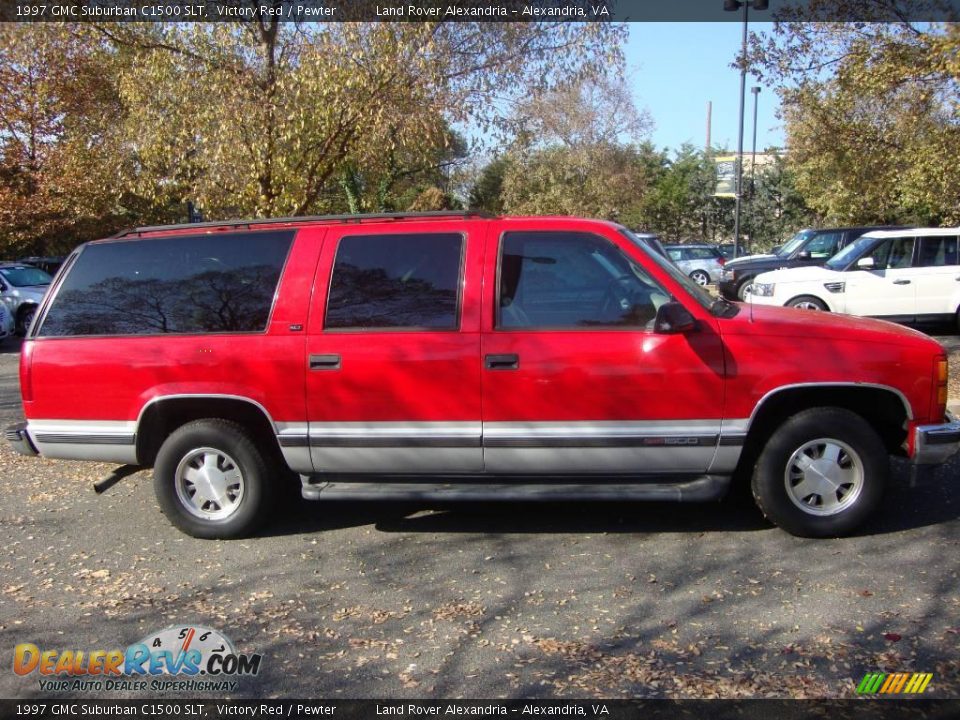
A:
<box><xmin>2</xmin><ymin>699</ymin><xmax>959</xmax><ymax>720</ymax></box>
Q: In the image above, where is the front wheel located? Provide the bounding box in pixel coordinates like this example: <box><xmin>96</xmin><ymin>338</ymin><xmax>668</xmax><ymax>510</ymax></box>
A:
<box><xmin>736</xmin><ymin>279</ymin><xmax>754</xmax><ymax>301</ymax></box>
<box><xmin>751</xmin><ymin>408</ymin><xmax>887</xmax><ymax>537</ymax></box>
<box><xmin>154</xmin><ymin>419</ymin><xmax>274</xmax><ymax>539</ymax></box>
<box><xmin>787</xmin><ymin>295</ymin><xmax>828</xmax><ymax>311</ymax></box>
<box><xmin>690</xmin><ymin>270</ymin><xmax>710</xmax><ymax>287</ymax></box>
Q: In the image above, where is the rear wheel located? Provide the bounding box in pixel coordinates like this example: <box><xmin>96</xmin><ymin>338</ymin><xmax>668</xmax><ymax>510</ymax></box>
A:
<box><xmin>690</xmin><ymin>270</ymin><xmax>710</xmax><ymax>287</ymax></box>
<box><xmin>751</xmin><ymin>408</ymin><xmax>887</xmax><ymax>537</ymax></box>
<box><xmin>787</xmin><ymin>295</ymin><xmax>828</xmax><ymax>311</ymax></box>
<box><xmin>154</xmin><ymin>419</ymin><xmax>274</xmax><ymax>539</ymax></box>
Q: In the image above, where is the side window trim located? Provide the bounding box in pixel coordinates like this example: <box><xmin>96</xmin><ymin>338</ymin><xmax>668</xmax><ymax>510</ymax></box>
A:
<box><xmin>323</xmin><ymin>231</ymin><xmax>467</xmax><ymax>333</ymax></box>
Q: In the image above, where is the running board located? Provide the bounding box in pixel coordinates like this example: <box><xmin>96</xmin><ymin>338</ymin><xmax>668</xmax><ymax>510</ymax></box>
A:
<box><xmin>300</xmin><ymin>475</ymin><xmax>730</xmax><ymax>502</ymax></box>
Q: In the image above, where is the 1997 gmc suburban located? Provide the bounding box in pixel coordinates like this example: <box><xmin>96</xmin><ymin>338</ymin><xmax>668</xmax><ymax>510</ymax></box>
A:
<box><xmin>7</xmin><ymin>212</ymin><xmax>959</xmax><ymax>539</ymax></box>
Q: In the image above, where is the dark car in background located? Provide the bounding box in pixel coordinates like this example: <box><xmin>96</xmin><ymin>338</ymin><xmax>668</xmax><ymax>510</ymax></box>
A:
<box><xmin>18</xmin><ymin>256</ymin><xmax>65</xmax><ymax>276</ymax></box>
<box><xmin>718</xmin><ymin>226</ymin><xmax>903</xmax><ymax>301</ymax></box>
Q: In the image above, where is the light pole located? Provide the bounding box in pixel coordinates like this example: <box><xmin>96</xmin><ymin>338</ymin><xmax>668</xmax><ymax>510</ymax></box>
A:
<box><xmin>723</xmin><ymin>0</ymin><xmax>767</xmax><ymax>258</ymax></box>
<box><xmin>749</xmin><ymin>85</ymin><xmax>761</xmax><ymax>254</ymax></box>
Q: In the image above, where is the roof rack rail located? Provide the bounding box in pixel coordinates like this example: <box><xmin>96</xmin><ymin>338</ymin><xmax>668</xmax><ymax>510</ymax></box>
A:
<box><xmin>109</xmin><ymin>210</ymin><xmax>496</xmax><ymax>239</ymax></box>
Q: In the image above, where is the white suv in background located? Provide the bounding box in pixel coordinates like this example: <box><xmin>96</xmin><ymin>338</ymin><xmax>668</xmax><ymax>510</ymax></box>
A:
<box><xmin>749</xmin><ymin>228</ymin><xmax>960</xmax><ymax>328</ymax></box>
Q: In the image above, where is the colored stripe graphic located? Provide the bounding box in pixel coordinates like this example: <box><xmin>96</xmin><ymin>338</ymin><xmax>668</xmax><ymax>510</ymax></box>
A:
<box><xmin>857</xmin><ymin>672</ymin><xmax>932</xmax><ymax>694</ymax></box>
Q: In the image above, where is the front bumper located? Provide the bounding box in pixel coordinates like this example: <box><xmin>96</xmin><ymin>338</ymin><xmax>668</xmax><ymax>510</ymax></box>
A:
<box><xmin>718</xmin><ymin>277</ymin><xmax>740</xmax><ymax>300</ymax></box>
<box><xmin>5</xmin><ymin>421</ymin><xmax>38</xmax><ymax>457</ymax></box>
<box><xmin>913</xmin><ymin>411</ymin><xmax>960</xmax><ymax>465</ymax></box>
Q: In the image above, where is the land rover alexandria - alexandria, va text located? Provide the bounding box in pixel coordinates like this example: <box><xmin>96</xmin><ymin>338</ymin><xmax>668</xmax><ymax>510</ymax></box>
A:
<box><xmin>7</xmin><ymin>212</ymin><xmax>960</xmax><ymax>539</ymax></box>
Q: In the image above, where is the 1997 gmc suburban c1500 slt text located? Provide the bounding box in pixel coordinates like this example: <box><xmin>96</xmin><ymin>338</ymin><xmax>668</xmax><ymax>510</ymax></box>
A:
<box><xmin>6</xmin><ymin>212</ymin><xmax>959</xmax><ymax>539</ymax></box>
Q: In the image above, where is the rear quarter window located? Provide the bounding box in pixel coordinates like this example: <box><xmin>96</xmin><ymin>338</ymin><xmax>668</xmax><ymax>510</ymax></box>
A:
<box><xmin>37</xmin><ymin>230</ymin><xmax>294</xmax><ymax>337</ymax></box>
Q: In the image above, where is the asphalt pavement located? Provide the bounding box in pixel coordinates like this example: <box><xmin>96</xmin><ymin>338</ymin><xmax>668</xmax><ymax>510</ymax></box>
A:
<box><xmin>0</xmin><ymin>339</ymin><xmax>958</xmax><ymax>699</ymax></box>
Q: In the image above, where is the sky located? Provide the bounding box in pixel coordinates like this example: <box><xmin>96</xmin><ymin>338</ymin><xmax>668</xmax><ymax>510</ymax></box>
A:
<box><xmin>625</xmin><ymin>23</ymin><xmax>786</xmax><ymax>155</ymax></box>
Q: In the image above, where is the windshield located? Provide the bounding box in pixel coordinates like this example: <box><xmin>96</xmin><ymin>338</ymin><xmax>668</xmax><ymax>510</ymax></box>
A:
<box><xmin>0</xmin><ymin>266</ymin><xmax>52</xmax><ymax>287</ymax></box>
<box><xmin>776</xmin><ymin>230</ymin><xmax>816</xmax><ymax>258</ymax></box>
<box><xmin>824</xmin><ymin>236</ymin><xmax>879</xmax><ymax>270</ymax></box>
<box><xmin>619</xmin><ymin>228</ymin><xmax>738</xmax><ymax>318</ymax></box>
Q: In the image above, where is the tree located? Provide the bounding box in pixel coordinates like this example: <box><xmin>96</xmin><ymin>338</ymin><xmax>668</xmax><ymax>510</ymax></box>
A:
<box><xmin>498</xmin><ymin>75</ymin><xmax>656</xmax><ymax>223</ymax></box>
<box><xmin>0</xmin><ymin>19</ymin><xmax>625</xmax><ymax>254</ymax></box>
<box><xmin>467</xmin><ymin>157</ymin><xmax>509</xmax><ymax>214</ymax></box>
<box><xmin>93</xmin><ymin>20</ymin><xmax>625</xmax><ymax>219</ymax></box>
<box><xmin>0</xmin><ymin>25</ymin><xmax>133</xmax><ymax>255</ymax></box>
<box><xmin>749</xmin><ymin>9</ymin><xmax>960</xmax><ymax>225</ymax></box>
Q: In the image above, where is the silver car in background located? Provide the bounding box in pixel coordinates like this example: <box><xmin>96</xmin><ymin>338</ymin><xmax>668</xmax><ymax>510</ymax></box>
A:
<box><xmin>0</xmin><ymin>263</ymin><xmax>53</xmax><ymax>335</ymax></box>
<box><xmin>664</xmin><ymin>244</ymin><xmax>725</xmax><ymax>286</ymax></box>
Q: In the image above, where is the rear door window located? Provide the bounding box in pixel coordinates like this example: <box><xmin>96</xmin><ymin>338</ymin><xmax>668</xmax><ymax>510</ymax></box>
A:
<box><xmin>917</xmin><ymin>236</ymin><xmax>959</xmax><ymax>267</ymax></box>
<box><xmin>325</xmin><ymin>233</ymin><xmax>464</xmax><ymax>330</ymax></box>
<box><xmin>686</xmin><ymin>247</ymin><xmax>718</xmax><ymax>260</ymax></box>
<box><xmin>38</xmin><ymin>230</ymin><xmax>293</xmax><ymax>337</ymax></box>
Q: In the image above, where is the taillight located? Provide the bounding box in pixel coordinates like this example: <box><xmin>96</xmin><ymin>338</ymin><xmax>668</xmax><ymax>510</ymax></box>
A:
<box><xmin>718</xmin><ymin>257</ymin><xmax>726</xmax><ymax>266</ymax></box>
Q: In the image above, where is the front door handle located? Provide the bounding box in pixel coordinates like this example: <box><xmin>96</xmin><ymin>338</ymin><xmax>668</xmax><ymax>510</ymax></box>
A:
<box><xmin>309</xmin><ymin>353</ymin><xmax>341</xmax><ymax>370</ymax></box>
<box><xmin>485</xmin><ymin>353</ymin><xmax>519</xmax><ymax>370</ymax></box>
<box><xmin>892</xmin><ymin>279</ymin><xmax>912</xmax><ymax>285</ymax></box>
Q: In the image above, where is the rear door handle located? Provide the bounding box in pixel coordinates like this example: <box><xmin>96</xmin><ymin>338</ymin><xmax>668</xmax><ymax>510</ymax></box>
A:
<box><xmin>485</xmin><ymin>353</ymin><xmax>519</xmax><ymax>370</ymax></box>
<box><xmin>309</xmin><ymin>354</ymin><xmax>341</xmax><ymax>370</ymax></box>
<box><xmin>892</xmin><ymin>279</ymin><xmax>912</xmax><ymax>285</ymax></box>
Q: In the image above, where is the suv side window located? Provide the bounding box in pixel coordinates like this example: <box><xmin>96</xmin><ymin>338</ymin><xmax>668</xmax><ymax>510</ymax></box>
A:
<box><xmin>687</xmin><ymin>247</ymin><xmax>718</xmax><ymax>260</ymax></box>
<box><xmin>39</xmin><ymin>231</ymin><xmax>293</xmax><ymax>337</ymax></box>
<box><xmin>805</xmin><ymin>232</ymin><xmax>842</xmax><ymax>258</ymax></box>
<box><xmin>497</xmin><ymin>231</ymin><xmax>669</xmax><ymax>330</ymax></box>
<box><xmin>325</xmin><ymin>233</ymin><xmax>463</xmax><ymax>331</ymax></box>
<box><xmin>863</xmin><ymin>237</ymin><xmax>916</xmax><ymax>270</ymax></box>
<box><xmin>667</xmin><ymin>249</ymin><xmax>684</xmax><ymax>263</ymax></box>
<box><xmin>917</xmin><ymin>236</ymin><xmax>959</xmax><ymax>267</ymax></box>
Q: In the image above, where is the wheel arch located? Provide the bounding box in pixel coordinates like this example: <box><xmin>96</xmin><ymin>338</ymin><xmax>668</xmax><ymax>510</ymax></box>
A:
<box><xmin>136</xmin><ymin>395</ymin><xmax>280</xmax><ymax>467</ymax></box>
<box><xmin>784</xmin><ymin>293</ymin><xmax>833</xmax><ymax>312</ymax></box>
<box><xmin>735</xmin><ymin>383</ymin><xmax>912</xmax><ymax>480</ymax></box>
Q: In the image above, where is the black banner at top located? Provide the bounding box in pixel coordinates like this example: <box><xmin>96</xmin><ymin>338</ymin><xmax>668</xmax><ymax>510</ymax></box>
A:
<box><xmin>1</xmin><ymin>0</ymin><xmax>959</xmax><ymax>23</ymax></box>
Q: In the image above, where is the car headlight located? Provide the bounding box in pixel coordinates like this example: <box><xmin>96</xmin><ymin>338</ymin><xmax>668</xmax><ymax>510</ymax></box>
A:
<box><xmin>752</xmin><ymin>282</ymin><xmax>775</xmax><ymax>297</ymax></box>
<box><xmin>721</xmin><ymin>268</ymin><xmax>733</xmax><ymax>280</ymax></box>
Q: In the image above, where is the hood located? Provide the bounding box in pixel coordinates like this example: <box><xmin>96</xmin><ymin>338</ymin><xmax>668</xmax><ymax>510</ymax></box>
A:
<box><xmin>753</xmin><ymin>265</ymin><xmax>841</xmax><ymax>285</ymax></box>
<box><xmin>724</xmin><ymin>254</ymin><xmax>794</xmax><ymax>272</ymax></box>
<box><xmin>725</xmin><ymin>253</ymin><xmax>777</xmax><ymax>268</ymax></box>
<box><xmin>4</xmin><ymin>285</ymin><xmax>48</xmax><ymax>301</ymax></box>
<box><xmin>724</xmin><ymin>302</ymin><xmax>940</xmax><ymax>349</ymax></box>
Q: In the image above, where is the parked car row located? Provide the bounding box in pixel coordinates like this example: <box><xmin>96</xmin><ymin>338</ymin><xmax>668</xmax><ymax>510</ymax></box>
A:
<box><xmin>718</xmin><ymin>226</ymin><xmax>900</xmax><ymax>301</ymax></box>
<box><xmin>750</xmin><ymin>227</ymin><xmax>960</xmax><ymax>330</ymax></box>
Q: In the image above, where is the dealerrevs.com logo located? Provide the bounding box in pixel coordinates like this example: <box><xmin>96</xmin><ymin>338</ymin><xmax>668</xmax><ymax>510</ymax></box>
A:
<box><xmin>13</xmin><ymin>625</ymin><xmax>262</xmax><ymax>693</ymax></box>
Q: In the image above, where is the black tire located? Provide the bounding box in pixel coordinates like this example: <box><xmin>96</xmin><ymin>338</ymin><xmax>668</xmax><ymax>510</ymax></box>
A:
<box><xmin>154</xmin><ymin>419</ymin><xmax>274</xmax><ymax>539</ymax></box>
<box><xmin>786</xmin><ymin>295</ymin><xmax>828</xmax><ymax>311</ymax></box>
<box><xmin>736</xmin><ymin>278</ymin><xmax>754</xmax><ymax>301</ymax></box>
<box><xmin>17</xmin><ymin>304</ymin><xmax>37</xmax><ymax>336</ymax></box>
<box><xmin>690</xmin><ymin>270</ymin><xmax>710</xmax><ymax>287</ymax></box>
<box><xmin>751</xmin><ymin>408</ymin><xmax>887</xmax><ymax>538</ymax></box>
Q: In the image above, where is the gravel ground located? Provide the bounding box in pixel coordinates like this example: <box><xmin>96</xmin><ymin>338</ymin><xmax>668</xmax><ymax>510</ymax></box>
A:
<box><xmin>0</xmin><ymin>337</ymin><xmax>958</xmax><ymax>700</ymax></box>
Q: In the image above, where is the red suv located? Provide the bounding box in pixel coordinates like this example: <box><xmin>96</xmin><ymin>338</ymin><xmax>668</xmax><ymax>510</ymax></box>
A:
<box><xmin>7</xmin><ymin>212</ymin><xmax>959</xmax><ymax>539</ymax></box>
